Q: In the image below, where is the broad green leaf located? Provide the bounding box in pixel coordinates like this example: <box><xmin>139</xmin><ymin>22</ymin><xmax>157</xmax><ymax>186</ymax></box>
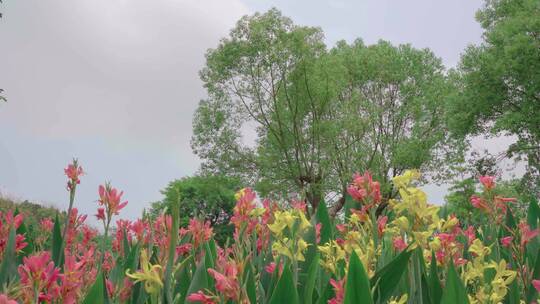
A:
<box><xmin>303</xmin><ymin>252</ymin><xmax>320</xmax><ymax>304</ymax></box>
<box><xmin>370</xmin><ymin>248</ymin><xmax>412</xmax><ymax>303</ymax></box>
<box><xmin>269</xmin><ymin>265</ymin><xmax>299</xmax><ymax>304</ymax></box>
<box><xmin>0</xmin><ymin>228</ymin><xmax>18</xmax><ymax>289</ymax></box>
<box><xmin>82</xmin><ymin>271</ymin><xmax>105</xmax><ymax>304</ymax></box>
<box><xmin>441</xmin><ymin>262</ymin><xmax>469</xmax><ymax>304</ymax></box>
<box><xmin>429</xmin><ymin>251</ymin><xmax>443</xmax><ymax>304</ymax></box>
<box><xmin>316</xmin><ymin>200</ymin><xmax>332</xmax><ymax>245</ymax></box>
<box><xmin>184</xmin><ymin>259</ymin><xmax>209</xmax><ymax>304</ymax></box>
<box><xmin>344</xmin><ymin>250</ymin><xmax>373</xmax><ymax>304</ymax></box>
<box><xmin>52</xmin><ymin>213</ymin><xmax>64</xmax><ymax>267</ymax></box>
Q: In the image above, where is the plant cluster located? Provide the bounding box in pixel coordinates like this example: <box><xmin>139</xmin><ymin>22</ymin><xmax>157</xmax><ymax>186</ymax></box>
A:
<box><xmin>0</xmin><ymin>160</ymin><xmax>539</xmax><ymax>304</ymax></box>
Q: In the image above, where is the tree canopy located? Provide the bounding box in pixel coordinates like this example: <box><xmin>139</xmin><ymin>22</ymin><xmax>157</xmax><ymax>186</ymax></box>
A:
<box><xmin>192</xmin><ymin>9</ymin><xmax>458</xmax><ymax>214</ymax></box>
<box><xmin>150</xmin><ymin>175</ymin><xmax>241</xmax><ymax>244</ymax></box>
<box><xmin>447</xmin><ymin>0</ymin><xmax>540</xmax><ymax>195</ymax></box>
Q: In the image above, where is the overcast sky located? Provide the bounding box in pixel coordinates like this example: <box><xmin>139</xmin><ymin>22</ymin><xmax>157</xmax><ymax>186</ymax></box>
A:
<box><xmin>0</xmin><ymin>0</ymin><xmax>485</xmax><ymax>224</ymax></box>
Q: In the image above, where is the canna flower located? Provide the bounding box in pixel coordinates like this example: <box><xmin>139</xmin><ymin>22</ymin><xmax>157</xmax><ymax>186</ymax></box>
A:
<box><xmin>40</xmin><ymin>218</ymin><xmax>54</xmax><ymax>232</ymax></box>
<box><xmin>0</xmin><ymin>294</ymin><xmax>17</xmax><ymax>304</ymax></box>
<box><xmin>347</xmin><ymin>171</ymin><xmax>381</xmax><ymax>203</ymax></box>
<box><xmin>126</xmin><ymin>250</ymin><xmax>163</xmax><ymax>294</ymax></box>
<box><xmin>187</xmin><ymin>291</ymin><xmax>216</xmax><ymax>304</ymax></box>
<box><xmin>98</xmin><ymin>183</ymin><xmax>128</xmax><ymax>219</ymax></box>
<box><xmin>389</xmin><ymin>294</ymin><xmax>408</xmax><ymax>304</ymax></box>
<box><xmin>392</xmin><ymin>170</ymin><xmax>420</xmax><ymax>189</ymax></box>
<box><xmin>478</xmin><ymin>175</ymin><xmax>495</xmax><ymax>190</ymax></box>
<box><xmin>470</xmin><ymin>195</ymin><xmax>490</xmax><ymax>213</ymax></box>
<box><xmin>393</xmin><ymin>236</ymin><xmax>407</xmax><ymax>252</ymax></box>
<box><xmin>519</xmin><ymin>222</ymin><xmax>539</xmax><ymax>247</ymax></box>
<box><xmin>318</xmin><ymin>241</ymin><xmax>346</xmax><ymax>274</ymax></box>
<box><xmin>64</xmin><ymin>159</ymin><xmax>84</xmax><ymax>191</ymax></box>
<box><xmin>377</xmin><ymin>216</ymin><xmax>388</xmax><ymax>237</ymax></box>
<box><xmin>328</xmin><ymin>278</ymin><xmax>345</xmax><ymax>304</ymax></box>
<box><xmin>500</xmin><ymin>236</ymin><xmax>513</xmax><ymax>248</ymax></box>
<box><xmin>186</xmin><ymin>218</ymin><xmax>213</xmax><ymax>248</ymax></box>
<box><xmin>532</xmin><ymin>280</ymin><xmax>540</xmax><ymax>292</ymax></box>
<box><xmin>18</xmin><ymin>251</ymin><xmax>61</xmax><ymax>303</ymax></box>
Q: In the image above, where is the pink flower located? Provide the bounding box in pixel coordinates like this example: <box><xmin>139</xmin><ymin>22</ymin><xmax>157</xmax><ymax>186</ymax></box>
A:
<box><xmin>519</xmin><ymin>222</ymin><xmax>539</xmax><ymax>247</ymax></box>
<box><xmin>328</xmin><ymin>278</ymin><xmax>345</xmax><ymax>304</ymax></box>
<box><xmin>500</xmin><ymin>236</ymin><xmax>513</xmax><ymax>248</ymax></box>
<box><xmin>532</xmin><ymin>280</ymin><xmax>540</xmax><ymax>293</ymax></box>
<box><xmin>315</xmin><ymin>223</ymin><xmax>322</xmax><ymax>244</ymax></box>
<box><xmin>40</xmin><ymin>218</ymin><xmax>54</xmax><ymax>232</ymax></box>
<box><xmin>265</xmin><ymin>262</ymin><xmax>276</xmax><ymax>274</ymax></box>
<box><xmin>462</xmin><ymin>226</ymin><xmax>476</xmax><ymax>245</ymax></box>
<box><xmin>64</xmin><ymin>159</ymin><xmax>84</xmax><ymax>191</ymax></box>
<box><xmin>377</xmin><ymin>216</ymin><xmax>388</xmax><ymax>238</ymax></box>
<box><xmin>207</xmin><ymin>261</ymin><xmax>239</xmax><ymax>301</ymax></box>
<box><xmin>176</xmin><ymin>243</ymin><xmax>192</xmax><ymax>256</ymax></box>
<box><xmin>98</xmin><ymin>184</ymin><xmax>128</xmax><ymax>218</ymax></box>
<box><xmin>470</xmin><ymin>195</ymin><xmax>490</xmax><ymax>213</ymax></box>
<box><xmin>187</xmin><ymin>291</ymin><xmax>216</xmax><ymax>304</ymax></box>
<box><xmin>291</xmin><ymin>200</ymin><xmax>307</xmax><ymax>212</ymax></box>
<box><xmin>347</xmin><ymin>171</ymin><xmax>381</xmax><ymax>204</ymax></box>
<box><xmin>479</xmin><ymin>175</ymin><xmax>495</xmax><ymax>190</ymax></box>
<box><xmin>0</xmin><ymin>294</ymin><xmax>17</xmax><ymax>304</ymax></box>
<box><xmin>188</xmin><ymin>218</ymin><xmax>213</xmax><ymax>248</ymax></box>
<box><xmin>393</xmin><ymin>236</ymin><xmax>407</xmax><ymax>252</ymax></box>
<box><xmin>95</xmin><ymin>208</ymin><xmax>105</xmax><ymax>221</ymax></box>
<box><xmin>18</xmin><ymin>251</ymin><xmax>61</xmax><ymax>303</ymax></box>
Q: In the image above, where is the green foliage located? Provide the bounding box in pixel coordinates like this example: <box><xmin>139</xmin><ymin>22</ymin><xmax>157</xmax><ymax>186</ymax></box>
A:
<box><xmin>192</xmin><ymin>8</ymin><xmax>459</xmax><ymax>214</ymax></box>
<box><xmin>344</xmin><ymin>250</ymin><xmax>373</xmax><ymax>304</ymax></box>
<box><xmin>150</xmin><ymin>175</ymin><xmax>241</xmax><ymax>245</ymax></box>
<box><xmin>447</xmin><ymin>0</ymin><xmax>540</xmax><ymax>196</ymax></box>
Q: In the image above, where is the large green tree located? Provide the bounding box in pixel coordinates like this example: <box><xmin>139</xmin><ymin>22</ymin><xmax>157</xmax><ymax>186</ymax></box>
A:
<box><xmin>192</xmin><ymin>9</ymin><xmax>457</xmax><ymax>215</ymax></box>
<box><xmin>447</xmin><ymin>0</ymin><xmax>540</xmax><ymax>196</ymax></box>
<box><xmin>150</xmin><ymin>175</ymin><xmax>241</xmax><ymax>245</ymax></box>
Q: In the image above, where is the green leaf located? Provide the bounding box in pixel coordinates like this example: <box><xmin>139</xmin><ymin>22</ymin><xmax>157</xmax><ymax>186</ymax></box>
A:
<box><xmin>244</xmin><ymin>266</ymin><xmax>257</xmax><ymax>304</ymax></box>
<box><xmin>184</xmin><ymin>259</ymin><xmax>210</xmax><ymax>304</ymax></box>
<box><xmin>527</xmin><ymin>199</ymin><xmax>540</xmax><ymax>230</ymax></box>
<box><xmin>344</xmin><ymin>250</ymin><xmax>373</xmax><ymax>304</ymax></box>
<box><xmin>316</xmin><ymin>200</ymin><xmax>332</xmax><ymax>245</ymax></box>
<box><xmin>0</xmin><ymin>228</ymin><xmax>18</xmax><ymax>289</ymax></box>
<box><xmin>441</xmin><ymin>262</ymin><xmax>469</xmax><ymax>304</ymax></box>
<box><xmin>370</xmin><ymin>248</ymin><xmax>412</xmax><ymax>303</ymax></box>
<box><xmin>269</xmin><ymin>265</ymin><xmax>299</xmax><ymax>304</ymax></box>
<box><xmin>428</xmin><ymin>251</ymin><xmax>443</xmax><ymax>304</ymax></box>
<box><xmin>52</xmin><ymin>213</ymin><xmax>64</xmax><ymax>267</ymax></box>
<box><xmin>526</xmin><ymin>249</ymin><xmax>540</xmax><ymax>302</ymax></box>
<box><xmin>82</xmin><ymin>271</ymin><xmax>105</xmax><ymax>304</ymax></box>
<box><xmin>303</xmin><ymin>252</ymin><xmax>320</xmax><ymax>304</ymax></box>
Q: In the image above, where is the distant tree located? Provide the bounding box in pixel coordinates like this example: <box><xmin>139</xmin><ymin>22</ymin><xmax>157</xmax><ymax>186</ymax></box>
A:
<box><xmin>151</xmin><ymin>175</ymin><xmax>241</xmax><ymax>245</ymax></box>
<box><xmin>447</xmin><ymin>0</ymin><xmax>540</xmax><ymax>197</ymax></box>
<box><xmin>192</xmin><ymin>9</ymin><xmax>459</xmax><ymax>215</ymax></box>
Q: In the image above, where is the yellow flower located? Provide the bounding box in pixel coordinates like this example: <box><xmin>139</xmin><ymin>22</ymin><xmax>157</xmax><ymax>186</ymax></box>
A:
<box><xmin>440</xmin><ymin>217</ymin><xmax>459</xmax><ymax>232</ymax></box>
<box><xmin>234</xmin><ymin>188</ymin><xmax>247</xmax><ymax>201</ymax></box>
<box><xmin>469</xmin><ymin>239</ymin><xmax>491</xmax><ymax>260</ymax></box>
<box><xmin>389</xmin><ymin>294</ymin><xmax>408</xmax><ymax>304</ymax></box>
<box><xmin>126</xmin><ymin>250</ymin><xmax>163</xmax><ymax>294</ymax></box>
<box><xmin>249</xmin><ymin>207</ymin><xmax>266</xmax><ymax>217</ymax></box>
<box><xmin>394</xmin><ymin>216</ymin><xmax>409</xmax><ymax>231</ymax></box>
<box><xmin>318</xmin><ymin>241</ymin><xmax>345</xmax><ymax>274</ymax></box>
<box><xmin>392</xmin><ymin>170</ymin><xmax>420</xmax><ymax>189</ymax></box>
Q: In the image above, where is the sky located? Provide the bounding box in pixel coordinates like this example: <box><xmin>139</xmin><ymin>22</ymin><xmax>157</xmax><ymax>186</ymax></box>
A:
<box><xmin>0</xmin><ymin>0</ymin><xmax>486</xmax><ymax>225</ymax></box>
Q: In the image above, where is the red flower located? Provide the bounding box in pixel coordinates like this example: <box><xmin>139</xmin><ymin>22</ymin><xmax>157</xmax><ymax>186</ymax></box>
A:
<box><xmin>18</xmin><ymin>251</ymin><xmax>61</xmax><ymax>303</ymax></box>
<box><xmin>532</xmin><ymin>280</ymin><xmax>540</xmax><ymax>293</ymax></box>
<box><xmin>328</xmin><ymin>278</ymin><xmax>345</xmax><ymax>304</ymax></box>
<box><xmin>207</xmin><ymin>261</ymin><xmax>239</xmax><ymax>301</ymax></box>
<box><xmin>519</xmin><ymin>222</ymin><xmax>539</xmax><ymax>247</ymax></box>
<box><xmin>95</xmin><ymin>208</ymin><xmax>105</xmax><ymax>221</ymax></box>
<box><xmin>187</xmin><ymin>291</ymin><xmax>216</xmax><ymax>304</ymax></box>
<box><xmin>500</xmin><ymin>236</ymin><xmax>513</xmax><ymax>248</ymax></box>
<box><xmin>64</xmin><ymin>159</ymin><xmax>84</xmax><ymax>191</ymax></box>
<box><xmin>377</xmin><ymin>216</ymin><xmax>388</xmax><ymax>238</ymax></box>
<box><xmin>393</xmin><ymin>236</ymin><xmax>407</xmax><ymax>252</ymax></box>
<box><xmin>478</xmin><ymin>175</ymin><xmax>495</xmax><ymax>190</ymax></box>
<box><xmin>40</xmin><ymin>218</ymin><xmax>54</xmax><ymax>232</ymax></box>
<box><xmin>470</xmin><ymin>195</ymin><xmax>490</xmax><ymax>213</ymax></box>
<box><xmin>0</xmin><ymin>294</ymin><xmax>17</xmax><ymax>304</ymax></box>
<box><xmin>98</xmin><ymin>184</ymin><xmax>128</xmax><ymax>218</ymax></box>
<box><xmin>347</xmin><ymin>171</ymin><xmax>381</xmax><ymax>204</ymax></box>
<box><xmin>315</xmin><ymin>223</ymin><xmax>322</xmax><ymax>244</ymax></box>
<box><xmin>188</xmin><ymin>218</ymin><xmax>213</xmax><ymax>248</ymax></box>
